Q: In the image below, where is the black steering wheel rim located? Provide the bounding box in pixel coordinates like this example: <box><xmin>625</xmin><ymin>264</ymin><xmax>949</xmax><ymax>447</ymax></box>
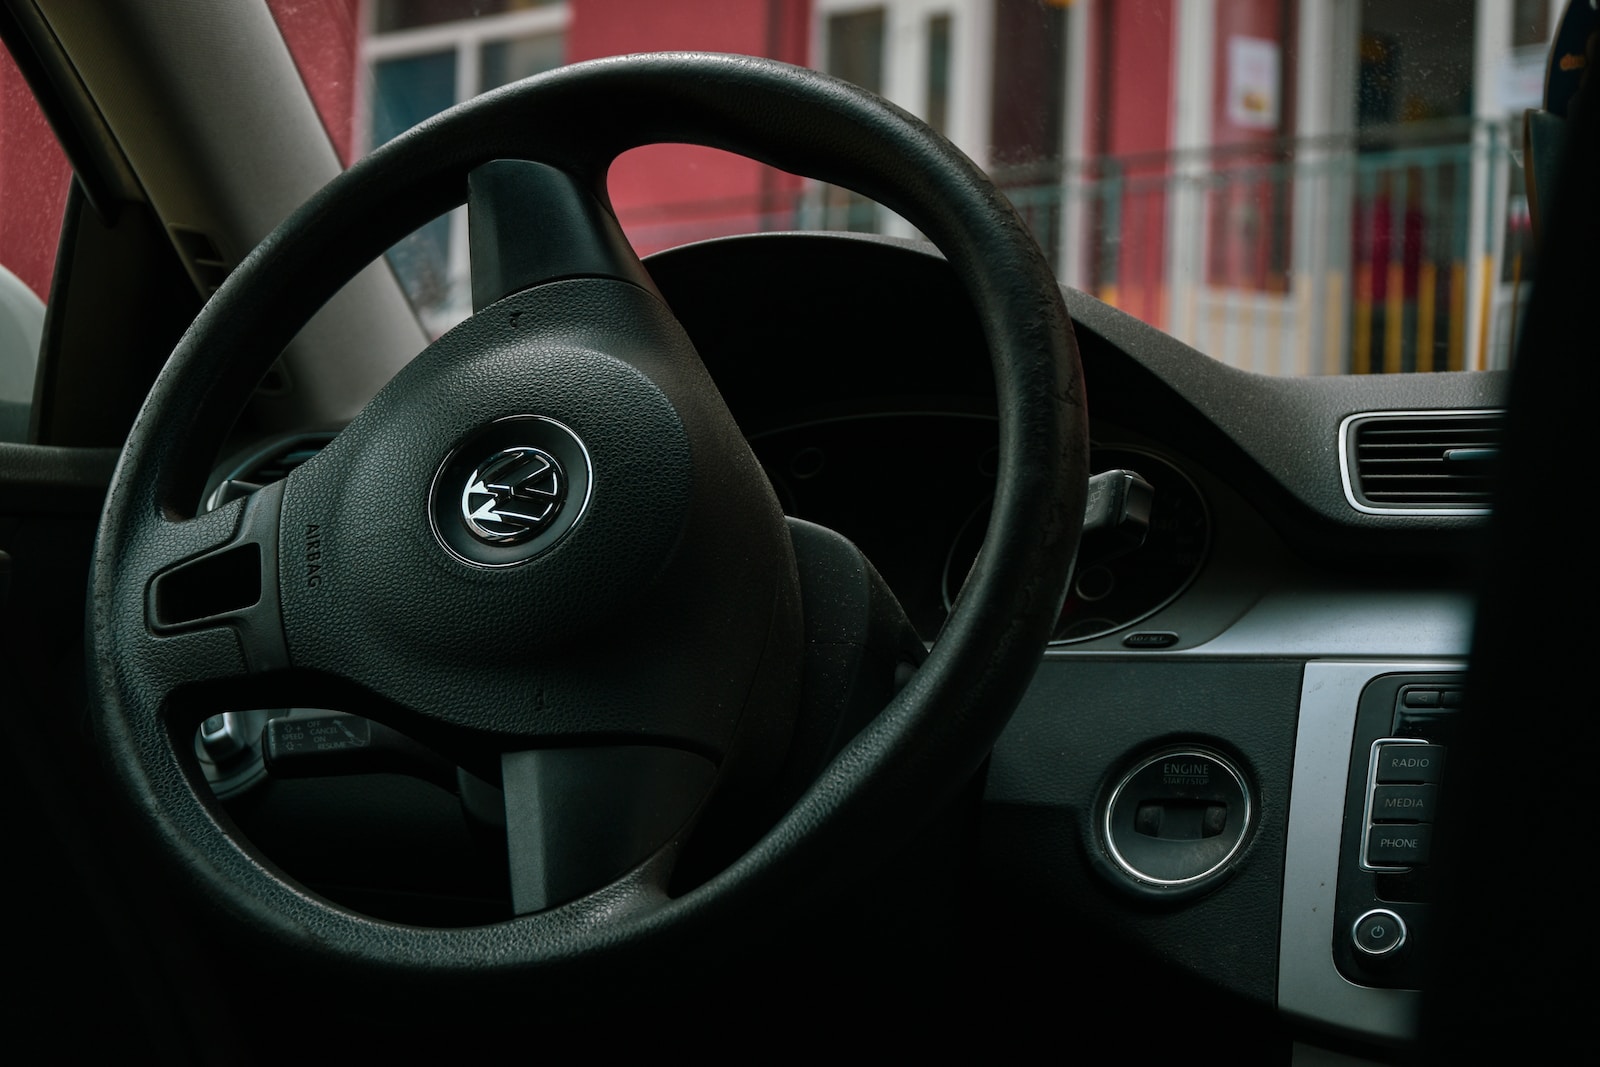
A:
<box><xmin>88</xmin><ymin>52</ymin><xmax>1087</xmax><ymax>975</ymax></box>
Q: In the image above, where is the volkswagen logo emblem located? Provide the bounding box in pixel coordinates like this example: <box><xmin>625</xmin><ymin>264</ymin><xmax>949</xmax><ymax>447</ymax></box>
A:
<box><xmin>461</xmin><ymin>447</ymin><xmax>565</xmax><ymax>544</ymax></box>
<box><xmin>430</xmin><ymin>415</ymin><xmax>594</xmax><ymax>568</ymax></box>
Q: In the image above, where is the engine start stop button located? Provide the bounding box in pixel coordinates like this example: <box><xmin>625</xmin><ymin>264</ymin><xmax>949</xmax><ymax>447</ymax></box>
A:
<box><xmin>1100</xmin><ymin>746</ymin><xmax>1254</xmax><ymax>892</ymax></box>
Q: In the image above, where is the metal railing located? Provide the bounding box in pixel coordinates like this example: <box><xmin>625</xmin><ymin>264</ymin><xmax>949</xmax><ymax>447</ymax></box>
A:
<box><xmin>992</xmin><ymin>118</ymin><xmax>1525</xmax><ymax>375</ymax></box>
<box><xmin>611</xmin><ymin>118</ymin><xmax>1528</xmax><ymax>376</ymax></box>
<box><xmin>392</xmin><ymin>119</ymin><xmax>1527</xmax><ymax>372</ymax></box>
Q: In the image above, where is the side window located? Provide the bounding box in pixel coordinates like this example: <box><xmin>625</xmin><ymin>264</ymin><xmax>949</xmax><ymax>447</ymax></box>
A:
<box><xmin>0</xmin><ymin>43</ymin><xmax>71</xmax><ymax>442</ymax></box>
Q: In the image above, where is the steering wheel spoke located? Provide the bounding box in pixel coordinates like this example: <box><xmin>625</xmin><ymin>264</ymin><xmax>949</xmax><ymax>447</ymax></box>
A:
<box><xmin>501</xmin><ymin>744</ymin><xmax>715</xmax><ymax>914</ymax></box>
<box><xmin>466</xmin><ymin>159</ymin><xmax>656</xmax><ymax>312</ymax></box>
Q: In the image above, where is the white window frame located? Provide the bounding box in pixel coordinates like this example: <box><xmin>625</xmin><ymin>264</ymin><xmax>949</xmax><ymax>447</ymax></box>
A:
<box><xmin>358</xmin><ymin>2</ymin><xmax>571</xmax><ymax>156</ymax></box>
<box><xmin>813</xmin><ymin>0</ymin><xmax>994</xmax><ymax>236</ymax></box>
<box><xmin>357</xmin><ymin>1</ymin><xmax>571</xmax><ymax>331</ymax></box>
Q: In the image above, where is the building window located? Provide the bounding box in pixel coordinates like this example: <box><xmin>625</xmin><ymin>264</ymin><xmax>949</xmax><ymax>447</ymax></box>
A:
<box><xmin>814</xmin><ymin>0</ymin><xmax>981</xmax><ymax>236</ymax></box>
<box><xmin>821</xmin><ymin>6</ymin><xmax>887</xmax><ymax>231</ymax></box>
<box><xmin>362</xmin><ymin>0</ymin><xmax>569</xmax><ymax>332</ymax></box>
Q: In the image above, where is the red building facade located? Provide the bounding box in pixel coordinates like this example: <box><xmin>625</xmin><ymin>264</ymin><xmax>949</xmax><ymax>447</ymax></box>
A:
<box><xmin>2</xmin><ymin>2</ymin><xmax>1532</xmax><ymax>376</ymax></box>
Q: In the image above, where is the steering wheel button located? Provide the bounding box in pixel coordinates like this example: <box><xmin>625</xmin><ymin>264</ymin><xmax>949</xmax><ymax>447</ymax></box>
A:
<box><xmin>1375</xmin><ymin>743</ymin><xmax>1445</xmax><ymax>783</ymax></box>
<box><xmin>1401</xmin><ymin>688</ymin><xmax>1441</xmax><ymax>708</ymax></box>
<box><xmin>1352</xmin><ymin>909</ymin><xmax>1408</xmax><ymax>959</ymax></box>
<box><xmin>1366</xmin><ymin>823</ymin><xmax>1433</xmax><ymax>866</ymax></box>
<box><xmin>1371</xmin><ymin>783</ymin><xmax>1439</xmax><ymax>823</ymax></box>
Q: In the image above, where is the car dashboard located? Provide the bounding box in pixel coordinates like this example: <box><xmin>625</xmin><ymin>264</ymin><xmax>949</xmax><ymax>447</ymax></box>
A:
<box><xmin>668</xmin><ymin>233</ymin><xmax>1497</xmax><ymax>1054</ymax></box>
<box><xmin>181</xmin><ymin>230</ymin><xmax>1506</xmax><ymax>1058</ymax></box>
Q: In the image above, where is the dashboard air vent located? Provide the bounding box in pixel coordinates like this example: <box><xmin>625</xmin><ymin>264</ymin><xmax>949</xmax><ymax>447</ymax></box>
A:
<box><xmin>1341</xmin><ymin>410</ymin><xmax>1503</xmax><ymax>515</ymax></box>
<box><xmin>204</xmin><ymin>432</ymin><xmax>335</xmax><ymax>512</ymax></box>
<box><xmin>239</xmin><ymin>435</ymin><xmax>333</xmax><ymax>483</ymax></box>
<box><xmin>169</xmin><ymin>225</ymin><xmax>231</xmax><ymax>294</ymax></box>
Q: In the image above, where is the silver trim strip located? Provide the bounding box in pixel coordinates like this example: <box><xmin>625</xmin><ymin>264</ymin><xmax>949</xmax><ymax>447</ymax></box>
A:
<box><xmin>1044</xmin><ymin>587</ymin><xmax>1476</xmax><ymax>659</ymax></box>
<box><xmin>1278</xmin><ymin>661</ymin><xmax>1462</xmax><ymax>1044</ymax></box>
<box><xmin>1337</xmin><ymin>409</ymin><xmax>1502</xmax><ymax>517</ymax></box>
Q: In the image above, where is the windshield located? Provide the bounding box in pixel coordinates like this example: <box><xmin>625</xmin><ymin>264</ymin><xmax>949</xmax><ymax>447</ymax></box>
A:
<box><xmin>267</xmin><ymin>0</ymin><xmax>1549</xmax><ymax>375</ymax></box>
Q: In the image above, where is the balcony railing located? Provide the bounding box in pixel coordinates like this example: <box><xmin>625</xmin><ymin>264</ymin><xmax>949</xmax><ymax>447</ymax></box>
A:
<box><xmin>609</xmin><ymin>117</ymin><xmax>1528</xmax><ymax>376</ymax></box>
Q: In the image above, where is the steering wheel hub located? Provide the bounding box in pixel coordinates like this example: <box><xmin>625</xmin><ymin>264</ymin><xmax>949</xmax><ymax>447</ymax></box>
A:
<box><xmin>432</xmin><ymin>415</ymin><xmax>593</xmax><ymax>565</ymax></box>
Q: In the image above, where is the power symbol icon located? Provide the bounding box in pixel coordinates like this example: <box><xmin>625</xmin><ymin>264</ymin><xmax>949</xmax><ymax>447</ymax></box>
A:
<box><xmin>1353</xmin><ymin>909</ymin><xmax>1407</xmax><ymax>960</ymax></box>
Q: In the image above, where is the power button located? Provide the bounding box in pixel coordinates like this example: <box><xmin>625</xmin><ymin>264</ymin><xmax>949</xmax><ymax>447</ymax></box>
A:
<box><xmin>1352</xmin><ymin>908</ymin><xmax>1408</xmax><ymax>960</ymax></box>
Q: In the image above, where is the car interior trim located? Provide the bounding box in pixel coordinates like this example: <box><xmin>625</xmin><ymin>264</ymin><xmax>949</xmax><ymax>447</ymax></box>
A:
<box><xmin>1045</xmin><ymin>588</ymin><xmax>1475</xmax><ymax>659</ymax></box>
<box><xmin>1337</xmin><ymin>409</ymin><xmax>1503</xmax><ymax>517</ymax></box>
<box><xmin>1278</xmin><ymin>660</ymin><xmax>1462</xmax><ymax>1044</ymax></box>
<box><xmin>33</xmin><ymin>0</ymin><xmax>429</xmax><ymax>432</ymax></box>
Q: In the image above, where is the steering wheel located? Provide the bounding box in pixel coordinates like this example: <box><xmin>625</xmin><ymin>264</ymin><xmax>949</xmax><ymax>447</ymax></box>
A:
<box><xmin>88</xmin><ymin>53</ymin><xmax>1086</xmax><ymax>978</ymax></box>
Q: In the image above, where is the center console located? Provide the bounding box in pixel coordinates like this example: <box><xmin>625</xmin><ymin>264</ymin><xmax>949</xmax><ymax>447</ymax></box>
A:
<box><xmin>1279</xmin><ymin>661</ymin><xmax>1464</xmax><ymax>1045</ymax></box>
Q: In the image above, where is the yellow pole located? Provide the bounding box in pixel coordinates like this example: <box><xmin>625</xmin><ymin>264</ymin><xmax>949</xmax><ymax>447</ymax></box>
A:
<box><xmin>1295</xmin><ymin>275</ymin><xmax>1313</xmax><ymax>376</ymax></box>
<box><xmin>1353</xmin><ymin>265</ymin><xmax>1372</xmax><ymax>374</ymax></box>
<box><xmin>1265</xmin><ymin>298</ymin><xmax>1282</xmax><ymax>376</ymax></box>
<box><xmin>1448</xmin><ymin>261</ymin><xmax>1466</xmax><ymax>371</ymax></box>
<box><xmin>1475</xmin><ymin>253</ymin><xmax>1493</xmax><ymax>370</ymax></box>
<box><xmin>1417</xmin><ymin>262</ymin><xmax>1437</xmax><ymax>372</ymax></box>
<box><xmin>1384</xmin><ymin>261</ymin><xmax>1404</xmax><ymax>373</ymax></box>
<box><xmin>1324</xmin><ymin>271</ymin><xmax>1345</xmax><ymax>375</ymax></box>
